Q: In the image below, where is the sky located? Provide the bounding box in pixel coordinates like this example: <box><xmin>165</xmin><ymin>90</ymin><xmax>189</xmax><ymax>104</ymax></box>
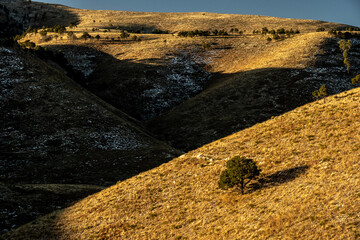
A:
<box><xmin>35</xmin><ymin>0</ymin><xmax>360</xmax><ymax>27</ymax></box>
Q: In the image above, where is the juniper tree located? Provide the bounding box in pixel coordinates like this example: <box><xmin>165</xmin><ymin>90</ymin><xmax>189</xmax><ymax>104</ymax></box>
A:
<box><xmin>218</xmin><ymin>156</ymin><xmax>261</xmax><ymax>194</ymax></box>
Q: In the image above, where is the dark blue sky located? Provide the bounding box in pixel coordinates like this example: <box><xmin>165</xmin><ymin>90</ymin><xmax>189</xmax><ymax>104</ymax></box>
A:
<box><xmin>35</xmin><ymin>0</ymin><xmax>360</xmax><ymax>27</ymax></box>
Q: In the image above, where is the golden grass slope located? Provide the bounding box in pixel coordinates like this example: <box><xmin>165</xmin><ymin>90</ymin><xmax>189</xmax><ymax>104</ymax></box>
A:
<box><xmin>4</xmin><ymin>87</ymin><xmax>360</xmax><ymax>239</ymax></box>
<box><xmin>66</xmin><ymin>7</ymin><xmax>345</xmax><ymax>34</ymax></box>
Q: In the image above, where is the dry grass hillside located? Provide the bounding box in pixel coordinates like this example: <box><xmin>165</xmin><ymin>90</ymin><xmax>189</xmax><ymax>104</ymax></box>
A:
<box><xmin>4</xmin><ymin>86</ymin><xmax>360</xmax><ymax>240</ymax></box>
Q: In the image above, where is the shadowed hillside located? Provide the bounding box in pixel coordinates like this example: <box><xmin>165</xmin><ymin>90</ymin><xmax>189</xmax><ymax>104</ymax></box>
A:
<box><xmin>0</xmin><ymin>43</ymin><xmax>180</xmax><ymax>232</ymax></box>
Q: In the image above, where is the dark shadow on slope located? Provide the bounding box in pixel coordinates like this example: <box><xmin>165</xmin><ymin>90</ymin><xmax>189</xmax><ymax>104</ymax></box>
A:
<box><xmin>0</xmin><ymin>44</ymin><xmax>181</xmax><ymax>186</ymax></box>
<box><xmin>0</xmin><ymin>183</ymin><xmax>104</xmax><ymax>234</ymax></box>
<box><xmin>0</xmin><ymin>43</ymin><xmax>181</xmax><ymax>233</ymax></box>
<box><xmin>46</xmin><ymin>43</ymin><xmax>211</xmax><ymax>121</ymax></box>
<box><xmin>248</xmin><ymin>165</ymin><xmax>309</xmax><ymax>194</ymax></box>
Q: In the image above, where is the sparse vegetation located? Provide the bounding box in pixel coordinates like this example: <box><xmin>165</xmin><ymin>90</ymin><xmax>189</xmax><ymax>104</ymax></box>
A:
<box><xmin>178</xmin><ymin>30</ymin><xmax>211</xmax><ymax>37</ymax></box>
<box><xmin>352</xmin><ymin>74</ymin><xmax>360</xmax><ymax>85</ymax></box>
<box><xmin>120</xmin><ymin>30</ymin><xmax>130</xmax><ymax>39</ymax></box>
<box><xmin>218</xmin><ymin>156</ymin><xmax>261</xmax><ymax>194</ymax></box>
<box><xmin>67</xmin><ymin>31</ymin><xmax>76</xmax><ymax>39</ymax></box>
<box><xmin>80</xmin><ymin>32</ymin><xmax>92</xmax><ymax>40</ymax></box>
<box><xmin>338</xmin><ymin>39</ymin><xmax>352</xmax><ymax>73</ymax></box>
<box><xmin>312</xmin><ymin>84</ymin><xmax>328</xmax><ymax>101</ymax></box>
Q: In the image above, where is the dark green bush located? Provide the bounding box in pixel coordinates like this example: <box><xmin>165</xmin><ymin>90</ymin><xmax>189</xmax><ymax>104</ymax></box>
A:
<box><xmin>272</xmin><ymin>33</ymin><xmax>280</xmax><ymax>40</ymax></box>
<box><xmin>120</xmin><ymin>31</ymin><xmax>130</xmax><ymax>39</ymax></box>
<box><xmin>277</xmin><ymin>28</ymin><xmax>285</xmax><ymax>34</ymax></box>
<box><xmin>262</xmin><ymin>27</ymin><xmax>269</xmax><ymax>34</ymax></box>
<box><xmin>80</xmin><ymin>32</ymin><xmax>91</xmax><ymax>40</ymax></box>
<box><xmin>218</xmin><ymin>156</ymin><xmax>261</xmax><ymax>194</ymax></box>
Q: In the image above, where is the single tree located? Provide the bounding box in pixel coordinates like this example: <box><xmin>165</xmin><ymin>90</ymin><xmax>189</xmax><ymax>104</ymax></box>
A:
<box><xmin>218</xmin><ymin>156</ymin><xmax>261</xmax><ymax>194</ymax></box>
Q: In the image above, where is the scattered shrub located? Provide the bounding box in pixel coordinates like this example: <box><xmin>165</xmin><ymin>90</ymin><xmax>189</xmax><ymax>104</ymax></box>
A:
<box><xmin>217</xmin><ymin>29</ymin><xmax>228</xmax><ymax>36</ymax></box>
<box><xmin>68</xmin><ymin>22</ymin><xmax>77</xmax><ymax>28</ymax></box>
<box><xmin>67</xmin><ymin>31</ymin><xmax>76</xmax><ymax>39</ymax></box>
<box><xmin>261</xmin><ymin>27</ymin><xmax>269</xmax><ymax>34</ymax></box>
<box><xmin>120</xmin><ymin>30</ymin><xmax>130</xmax><ymax>39</ymax></box>
<box><xmin>272</xmin><ymin>33</ymin><xmax>280</xmax><ymax>40</ymax></box>
<box><xmin>352</xmin><ymin>74</ymin><xmax>360</xmax><ymax>85</ymax></box>
<box><xmin>218</xmin><ymin>156</ymin><xmax>261</xmax><ymax>194</ymax></box>
<box><xmin>328</xmin><ymin>30</ymin><xmax>358</xmax><ymax>39</ymax></box>
<box><xmin>178</xmin><ymin>30</ymin><xmax>211</xmax><ymax>37</ymax></box>
<box><xmin>20</xmin><ymin>40</ymin><xmax>36</xmax><ymax>48</ymax></box>
<box><xmin>339</xmin><ymin>39</ymin><xmax>352</xmax><ymax>73</ymax></box>
<box><xmin>277</xmin><ymin>28</ymin><xmax>285</xmax><ymax>34</ymax></box>
<box><xmin>267</xmin><ymin>37</ymin><xmax>272</xmax><ymax>42</ymax></box>
<box><xmin>80</xmin><ymin>32</ymin><xmax>92</xmax><ymax>40</ymax></box>
<box><xmin>312</xmin><ymin>85</ymin><xmax>328</xmax><ymax>101</ymax></box>
<box><xmin>316</xmin><ymin>27</ymin><xmax>326</xmax><ymax>32</ymax></box>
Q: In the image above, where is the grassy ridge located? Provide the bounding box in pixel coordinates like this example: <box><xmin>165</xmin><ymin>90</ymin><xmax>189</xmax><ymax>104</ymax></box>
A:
<box><xmin>5</xmin><ymin>87</ymin><xmax>360</xmax><ymax>239</ymax></box>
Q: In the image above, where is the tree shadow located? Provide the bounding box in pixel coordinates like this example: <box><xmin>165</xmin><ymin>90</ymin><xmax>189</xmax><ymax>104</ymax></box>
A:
<box><xmin>247</xmin><ymin>165</ymin><xmax>309</xmax><ymax>194</ymax></box>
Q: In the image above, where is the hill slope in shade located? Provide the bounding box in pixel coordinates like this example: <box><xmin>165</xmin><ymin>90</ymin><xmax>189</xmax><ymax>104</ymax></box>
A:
<box><xmin>0</xmin><ymin>45</ymin><xmax>180</xmax><ymax>185</ymax></box>
<box><xmin>0</xmin><ymin>44</ymin><xmax>180</xmax><ymax>232</ymax></box>
<box><xmin>5</xmin><ymin>87</ymin><xmax>360</xmax><ymax>240</ymax></box>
